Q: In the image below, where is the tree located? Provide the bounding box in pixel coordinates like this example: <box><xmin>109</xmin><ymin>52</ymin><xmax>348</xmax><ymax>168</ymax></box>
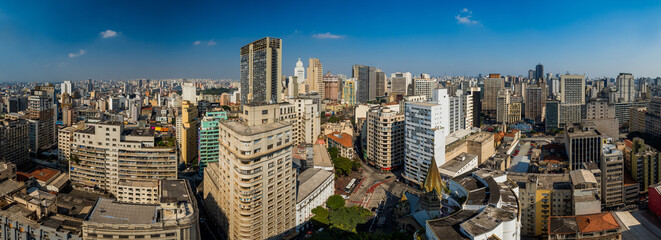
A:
<box><xmin>333</xmin><ymin>157</ymin><xmax>353</xmax><ymax>176</ymax></box>
<box><xmin>328</xmin><ymin>116</ymin><xmax>339</xmax><ymax>123</ymax></box>
<box><xmin>326</xmin><ymin>195</ymin><xmax>345</xmax><ymax>211</ymax></box>
<box><xmin>311</xmin><ymin>206</ymin><xmax>330</xmax><ymax>226</ymax></box>
<box><xmin>328</xmin><ymin>206</ymin><xmax>371</xmax><ymax>232</ymax></box>
<box><xmin>328</xmin><ymin>147</ymin><xmax>339</xmax><ymax>159</ymax></box>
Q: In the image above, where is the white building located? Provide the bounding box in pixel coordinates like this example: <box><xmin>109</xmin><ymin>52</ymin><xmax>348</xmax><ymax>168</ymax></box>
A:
<box><xmin>414</xmin><ymin>79</ymin><xmax>435</xmax><ymax>99</ymax></box>
<box><xmin>616</xmin><ymin>73</ymin><xmax>634</xmax><ymax>102</ymax></box>
<box><xmin>182</xmin><ymin>82</ymin><xmax>197</xmax><ymax>105</ymax></box>
<box><xmin>295</xmin><ymin>58</ymin><xmax>306</xmax><ymax>84</ymax></box>
<box><xmin>287</xmin><ymin>98</ymin><xmax>320</xmax><ymax>145</ymax></box>
<box><xmin>61</xmin><ymin>81</ymin><xmax>73</xmax><ymax>95</ymax></box>
<box><xmin>295</xmin><ymin>168</ymin><xmax>334</xmax><ymax>229</ymax></box>
<box><xmin>448</xmin><ymin>90</ymin><xmax>472</xmax><ymax>134</ymax></box>
<box><xmin>403</xmin><ymin>89</ymin><xmax>449</xmax><ymax>185</ymax></box>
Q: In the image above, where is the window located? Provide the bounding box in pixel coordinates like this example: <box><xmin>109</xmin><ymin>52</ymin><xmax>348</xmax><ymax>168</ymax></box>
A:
<box><xmin>262</xmin><ymin>110</ymin><xmax>268</xmax><ymax>115</ymax></box>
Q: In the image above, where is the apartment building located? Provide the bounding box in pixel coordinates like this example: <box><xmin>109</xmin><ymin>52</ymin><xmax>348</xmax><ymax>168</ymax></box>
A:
<box><xmin>198</xmin><ymin>111</ymin><xmax>228</xmax><ymax>173</ymax></box>
<box><xmin>69</xmin><ymin>123</ymin><xmax>177</xmax><ymax>199</ymax></box>
<box><xmin>601</xmin><ymin>144</ymin><xmax>624</xmax><ymax>207</ymax></box>
<box><xmin>204</xmin><ymin>121</ymin><xmax>296</xmax><ymax>240</ymax></box>
<box><xmin>0</xmin><ymin>118</ymin><xmax>29</xmax><ymax>166</ymax></box>
<box><xmin>366</xmin><ymin>106</ymin><xmax>405</xmax><ymax>171</ymax></box>
<box><xmin>287</xmin><ymin>98</ymin><xmax>320</xmax><ymax>145</ymax></box>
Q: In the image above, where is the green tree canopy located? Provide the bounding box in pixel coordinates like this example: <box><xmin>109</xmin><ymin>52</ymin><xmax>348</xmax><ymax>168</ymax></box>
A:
<box><xmin>328</xmin><ymin>147</ymin><xmax>339</xmax><ymax>159</ymax></box>
<box><xmin>326</xmin><ymin>195</ymin><xmax>345</xmax><ymax>211</ymax></box>
<box><xmin>333</xmin><ymin>157</ymin><xmax>353</xmax><ymax>176</ymax></box>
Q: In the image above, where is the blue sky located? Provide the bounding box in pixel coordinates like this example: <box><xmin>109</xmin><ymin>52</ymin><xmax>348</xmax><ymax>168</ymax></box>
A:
<box><xmin>1</xmin><ymin>0</ymin><xmax>661</xmax><ymax>82</ymax></box>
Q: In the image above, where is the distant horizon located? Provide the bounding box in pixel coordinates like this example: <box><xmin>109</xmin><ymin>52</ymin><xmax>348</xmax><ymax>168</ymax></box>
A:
<box><xmin>2</xmin><ymin>1</ymin><xmax>661</xmax><ymax>82</ymax></box>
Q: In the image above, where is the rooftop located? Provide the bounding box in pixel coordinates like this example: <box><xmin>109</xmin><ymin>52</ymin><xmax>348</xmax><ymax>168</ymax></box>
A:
<box><xmin>312</xmin><ymin>144</ymin><xmax>333</xmax><ymax>168</ymax></box>
<box><xmin>440</xmin><ymin>153</ymin><xmax>478</xmax><ymax>174</ymax></box>
<box><xmin>297</xmin><ymin>168</ymin><xmax>333</xmax><ymax>203</ymax></box>
<box><xmin>160</xmin><ymin>180</ymin><xmax>190</xmax><ymax>203</ymax></box>
<box><xmin>221</xmin><ymin>121</ymin><xmax>289</xmax><ymax>136</ymax></box>
<box><xmin>87</xmin><ymin>198</ymin><xmax>158</xmax><ymax>225</ymax></box>
<box><xmin>570</xmin><ymin>169</ymin><xmax>598</xmax><ymax>185</ymax></box>
<box><xmin>549</xmin><ymin>212</ymin><xmax>620</xmax><ymax>235</ymax></box>
<box><xmin>327</xmin><ymin>132</ymin><xmax>353</xmax><ymax>148</ymax></box>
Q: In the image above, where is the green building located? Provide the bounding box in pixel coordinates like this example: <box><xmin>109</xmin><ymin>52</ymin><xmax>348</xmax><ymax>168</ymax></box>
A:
<box><xmin>198</xmin><ymin>111</ymin><xmax>228</xmax><ymax>173</ymax></box>
<box><xmin>628</xmin><ymin>137</ymin><xmax>661</xmax><ymax>193</ymax></box>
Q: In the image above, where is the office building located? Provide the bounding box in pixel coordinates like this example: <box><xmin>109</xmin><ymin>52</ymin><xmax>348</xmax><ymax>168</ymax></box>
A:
<box><xmin>564</xmin><ymin>123</ymin><xmax>603</xmax><ymax>170</ymax></box>
<box><xmin>468</xmin><ymin>87</ymin><xmax>481</xmax><ymax>127</ymax></box>
<box><xmin>287</xmin><ymin>98</ymin><xmax>320</xmax><ymax>145</ymax></box>
<box><xmin>203</xmin><ymin>121</ymin><xmax>296</xmax><ymax>240</ymax></box>
<box><xmin>295</xmin><ymin>168</ymin><xmax>334</xmax><ymax>229</ymax></box>
<box><xmin>28</xmin><ymin>87</ymin><xmax>56</xmax><ymax>153</ymax></box>
<box><xmin>483</xmin><ymin>74</ymin><xmax>504</xmax><ymax>114</ymax></box>
<box><xmin>375</xmin><ymin>69</ymin><xmax>386</xmax><ymax>98</ymax></box>
<box><xmin>8</xmin><ymin>97</ymin><xmax>28</xmax><ymax>113</ymax></box>
<box><xmin>391</xmin><ymin>72</ymin><xmax>412</xmax><ymax>96</ymax></box>
<box><xmin>496</xmin><ymin>89</ymin><xmax>510</xmax><ymax>124</ymax></box>
<box><xmin>524</xmin><ymin>86</ymin><xmax>544</xmax><ymax>123</ymax></box>
<box><xmin>0</xmin><ymin>119</ymin><xmax>29</xmax><ymax>166</ymax></box>
<box><xmin>180</xmin><ymin>101</ymin><xmax>199</xmax><ymax>164</ymax></box>
<box><xmin>627</xmin><ymin>137</ymin><xmax>661</xmax><ymax>193</ymax></box>
<box><xmin>546</xmin><ymin>100</ymin><xmax>560</xmax><ymax>132</ymax></box>
<box><xmin>645</xmin><ymin>97</ymin><xmax>661</xmax><ymax>137</ymax></box>
<box><xmin>182</xmin><ymin>82</ymin><xmax>197</xmax><ymax>105</ymax></box>
<box><xmin>61</xmin><ymin>80</ymin><xmax>73</xmax><ymax>95</ymax></box>
<box><xmin>629</xmin><ymin>106</ymin><xmax>647</xmax><ymax>133</ymax></box>
<box><xmin>601</xmin><ymin>144</ymin><xmax>624</xmax><ymax>207</ymax></box>
<box><xmin>307</xmin><ymin>58</ymin><xmax>323</xmax><ymax>93</ymax></box>
<box><xmin>353</xmin><ymin>65</ymin><xmax>377</xmax><ymax>103</ymax></box>
<box><xmin>413</xmin><ymin>78</ymin><xmax>435</xmax><ymax>100</ymax></box>
<box><xmin>403</xmin><ymin>89</ymin><xmax>449</xmax><ymax>185</ymax></box>
<box><xmin>559</xmin><ymin>74</ymin><xmax>586</xmax><ymax>126</ymax></box>
<box><xmin>294</xmin><ymin>58</ymin><xmax>305</xmax><ymax>86</ymax></box>
<box><xmin>69</xmin><ymin>123</ymin><xmax>177</xmax><ymax>198</ymax></box>
<box><xmin>342</xmin><ymin>78</ymin><xmax>357</xmax><ymax>106</ymax></box>
<box><xmin>322</xmin><ymin>72</ymin><xmax>339</xmax><ymax>101</ymax></box>
<box><xmin>366</xmin><ymin>106</ymin><xmax>405</xmax><ymax>171</ymax></box>
<box><xmin>198</xmin><ymin>111</ymin><xmax>228</xmax><ymax>173</ymax></box>
<box><xmin>616</xmin><ymin>73</ymin><xmax>635</xmax><ymax>103</ymax></box>
<box><xmin>240</xmin><ymin>37</ymin><xmax>282</xmax><ymax>105</ymax></box>
<box><xmin>82</xmin><ymin>180</ymin><xmax>200</xmax><ymax>240</ymax></box>
<box><xmin>534</xmin><ymin>63</ymin><xmax>544</xmax><ymax>80</ymax></box>
<box><xmin>508</xmin><ymin>173</ymin><xmax>573</xmax><ymax>236</ymax></box>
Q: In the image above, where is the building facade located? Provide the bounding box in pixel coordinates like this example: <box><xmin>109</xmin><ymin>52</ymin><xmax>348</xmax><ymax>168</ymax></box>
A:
<box><xmin>198</xmin><ymin>111</ymin><xmax>228</xmax><ymax>173</ymax></box>
<box><xmin>240</xmin><ymin>37</ymin><xmax>282</xmax><ymax>105</ymax></box>
<box><xmin>366</xmin><ymin>107</ymin><xmax>405</xmax><ymax>171</ymax></box>
<box><xmin>403</xmin><ymin>97</ymin><xmax>448</xmax><ymax>185</ymax></box>
<box><xmin>0</xmin><ymin>119</ymin><xmax>29</xmax><ymax>166</ymax></box>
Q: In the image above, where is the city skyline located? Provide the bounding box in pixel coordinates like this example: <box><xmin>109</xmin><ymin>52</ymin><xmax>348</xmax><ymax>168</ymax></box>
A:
<box><xmin>2</xmin><ymin>1</ymin><xmax>661</xmax><ymax>82</ymax></box>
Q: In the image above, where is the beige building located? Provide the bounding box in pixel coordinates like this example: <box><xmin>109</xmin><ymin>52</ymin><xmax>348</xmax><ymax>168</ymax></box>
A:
<box><xmin>524</xmin><ymin>86</ymin><xmax>545</xmax><ymax>122</ymax></box>
<box><xmin>601</xmin><ymin>144</ymin><xmax>624</xmax><ymax>207</ymax></box>
<box><xmin>69</xmin><ymin>123</ymin><xmax>177</xmax><ymax>198</ymax></box>
<box><xmin>629</xmin><ymin>106</ymin><xmax>647</xmax><ymax>133</ymax></box>
<box><xmin>483</xmin><ymin>73</ymin><xmax>504</xmax><ymax>114</ymax></box>
<box><xmin>287</xmin><ymin>98</ymin><xmax>320</xmax><ymax>145</ymax></box>
<box><xmin>82</xmin><ymin>180</ymin><xmax>200</xmax><ymax>240</ymax></box>
<box><xmin>496</xmin><ymin>89</ymin><xmax>521</xmax><ymax>124</ymax></box>
<box><xmin>307</xmin><ymin>58</ymin><xmax>323</xmax><ymax>93</ymax></box>
<box><xmin>204</xmin><ymin>121</ymin><xmax>296</xmax><ymax>240</ymax></box>
<box><xmin>366</xmin><ymin>107</ymin><xmax>405</xmax><ymax>171</ymax></box>
<box><xmin>180</xmin><ymin>101</ymin><xmax>199</xmax><ymax>164</ymax></box>
<box><xmin>57</xmin><ymin>123</ymin><xmax>84</xmax><ymax>168</ymax></box>
<box><xmin>465</xmin><ymin>131</ymin><xmax>495</xmax><ymax>164</ymax></box>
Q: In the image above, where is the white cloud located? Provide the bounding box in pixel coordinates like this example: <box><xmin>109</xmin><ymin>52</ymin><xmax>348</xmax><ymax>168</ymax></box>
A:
<box><xmin>312</xmin><ymin>32</ymin><xmax>345</xmax><ymax>39</ymax></box>
<box><xmin>68</xmin><ymin>49</ymin><xmax>86</xmax><ymax>58</ymax></box>
<box><xmin>193</xmin><ymin>40</ymin><xmax>216</xmax><ymax>46</ymax></box>
<box><xmin>100</xmin><ymin>29</ymin><xmax>119</xmax><ymax>38</ymax></box>
<box><xmin>456</xmin><ymin>8</ymin><xmax>479</xmax><ymax>25</ymax></box>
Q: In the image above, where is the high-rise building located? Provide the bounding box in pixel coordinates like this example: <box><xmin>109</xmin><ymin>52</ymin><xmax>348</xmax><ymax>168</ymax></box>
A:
<box><xmin>87</xmin><ymin>79</ymin><xmax>94</xmax><ymax>92</ymax></box>
<box><xmin>616</xmin><ymin>73</ymin><xmax>635</xmax><ymax>103</ymax></box>
<box><xmin>294</xmin><ymin>58</ymin><xmax>305</xmax><ymax>85</ymax></box>
<box><xmin>483</xmin><ymin>74</ymin><xmax>504</xmax><ymax>114</ymax></box>
<box><xmin>525</xmin><ymin>87</ymin><xmax>544</xmax><ymax>123</ymax></box>
<box><xmin>28</xmin><ymin>87</ymin><xmax>56</xmax><ymax>153</ymax></box>
<box><xmin>627</xmin><ymin>138</ymin><xmax>661</xmax><ymax>193</ymax></box>
<box><xmin>307</xmin><ymin>58</ymin><xmax>323</xmax><ymax>93</ymax></box>
<box><xmin>560</xmin><ymin>74</ymin><xmax>586</xmax><ymax>126</ymax></box>
<box><xmin>204</xmin><ymin>121</ymin><xmax>296</xmax><ymax>240</ymax></box>
<box><xmin>413</xmin><ymin>78</ymin><xmax>435</xmax><ymax>99</ymax></box>
<box><xmin>469</xmin><ymin>87</ymin><xmax>481</xmax><ymax>127</ymax></box>
<box><xmin>182</xmin><ymin>82</ymin><xmax>197</xmax><ymax>105</ymax></box>
<box><xmin>180</xmin><ymin>101</ymin><xmax>199</xmax><ymax>164</ymax></box>
<box><xmin>61</xmin><ymin>80</ymin><xmax>73</xmax><ymax>95</ymax></box>
<box><xmin>496</xmin><ymin>89</ymin><xmax>511</xmax><ymax>124</ymax></box>
<box><xmin>0</xmin><ymin>119</ymin><xmax>29</xmax><ymax>166</ymax></box>
<box><xmin>403</xmin><ymin>89</ymin><xmax>449</xmax><ymax>185</ymax></box>
<box><xmin>366</xmin><ymin>107</ymin><xmax>405</xmax><ymax>171</ymax></box>
<box><xmin>198</xmin><ymin>111</ymin><xmax>228</xmax><ymax>173</ymax></box>
<box><xmin>601</xmin><ymin>144</ymin><xmax>624</xmax><ymax>207</ymax></box>
<box><xmin>353</xmin><ymin>65</ymin><xmax>377</xmax><ymax>103</ymax></box>
<box><xmin>241</xmin><ymin>37</ymin><xmax>282</xmax><ymax>105</ymax></box>
<box><xmin>69</xmin><ymin>123</ymin><xmax>177</xmax><ymax>198</ymax></box>
<box><xmin>322</xmin><ymin>72</ymin><xmax>339</xmax><ymax>101</ymax></box>
<box><xmin>546</xmin><ymin>100</ymin><xmax>560</xmax><ymax>132</ymax></box>
<box><xmin>287</xmin><ymin>98</ymin><xmax>320</xmax><ymax>145</ymax></box>
<box><xmin>629</xmin><ymin>107</ymin><xmax>647</xmax><ymax>133</ymax></box>
<box><xmin>342</xmin><ymin>79</ymin><xmax>357</xmax><ymax>106</ymax></box>
<box><xmin>534</xmin><ymin>63</ymin><xmax>544</xmax><ymax>81</ymax></box>
<box><xmin>375</xmin><ymin>69</ymin><xmax>386</xmax><ymax>98</ymax></box>
<box><xmin>448</xmin><ymin>90</ymin><xmax>473</xmax><ymax>133</ymax></box>
<box><xmin>564</xmin><ymin>123</ymin><xmax>603</xmax><ymax>170</ymax></box>
<box><xmin>390</xmin><ymin>72</ymin><xmax>412</xmax><ymax>96</ymax></box>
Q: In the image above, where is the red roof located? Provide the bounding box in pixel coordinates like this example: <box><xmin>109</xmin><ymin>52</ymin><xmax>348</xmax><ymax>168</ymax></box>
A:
<box><xmin>576</xmin><ymin>213</ymin><xmax>620</xmax><ymax>233</ymax></box>
<box><xmin>327</xmin><ymin>132</ymin><xmax>353</xmax><ymax>148</ymax></box>
<box><xmin>624</xmin><ymin>140</ymin><xmax>633</xmax><ymax>149</ymax></box>
<box><xmin>17</xmin><ymin>167</ymin><xmax>60</xmax><ymax>182</ymax></box>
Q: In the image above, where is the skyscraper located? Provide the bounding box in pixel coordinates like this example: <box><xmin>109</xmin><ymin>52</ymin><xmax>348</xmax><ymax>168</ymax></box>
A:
<box><xmin>375</xmin><ymin>69</ymin><xmax>386</xmax><ymax>98</ymax></box>
<box><xmin>559</xmin><ymin>74</ymin><xmax>586</xmax><ymax>126</ymax></box>
<box><xmin>294</xmin><ymin>58</ymin><xmax>305</xmax><ymax>84</ymax></box>
<box><xmin>342</xmin><ymin>79</ymin><xmax>357</xmax><ymax>106</ymax></box>
<box><xmin>61</xmin><ymin>80</ymin><xmax>73</xmax><ymax>95</ymax></box>
<box><xmin>353</xmin><ymin>65</ymin><xmax>377</xmax><ymax>103</ymax></box>
<box><xmin>322</xmin><ymin>72</ymin><xmax>339</xmax><ymax>100</ymax></box>
<box><xmin>307</xmin><ymin>58</ymin><xmax>323</xmax><ymax>93</ymax></box>
<box><xmin>28</xmin><ymin>86</ymin><xmax>56</xmax><ymax>153</ymax></box>
<box><xmin>240</xmin><ymin>37</ymin><xmax>282</xmax><ymax>105</ymax></box>
<box><xmin>483</xmin><ymin>74</ymin><xmax>504</xmax><ymax>114</ymax></box>
<box><xmin>390</xmin><ymin>72</ymin><xmax>412</xmax><ymax>96</ymax></box>
<box><xmin>182</xmin><ymin>82</ymin><xmax>197</xmax><ymax>105</ymax></box>
<box><xmin>198</xmin><ymin>111</ymin><xmax>228</xmax><ymax>173</ymax></box>
<box><xmin>0</xmin><ymin>119</ymin><xmax>29</xmax><ymax>166</ymax></box>
<box><xmin>180</xmin><ymin>101</ymin><xmax>199</xmax><ymax>164</ymax></box>
<box><xmin>535</xmin><ymin>63</ymin><xmax>544</xmax><ymax>81</ymax></box>
<box><xmin>366</xmin><ymin>106</ymin><xmax>405</xmax><ymax>171</ymax></box>
<box><xmin>616</xmin><ymin>73</ymin><xmax>634</xmax><ymax>103</ymax></box>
